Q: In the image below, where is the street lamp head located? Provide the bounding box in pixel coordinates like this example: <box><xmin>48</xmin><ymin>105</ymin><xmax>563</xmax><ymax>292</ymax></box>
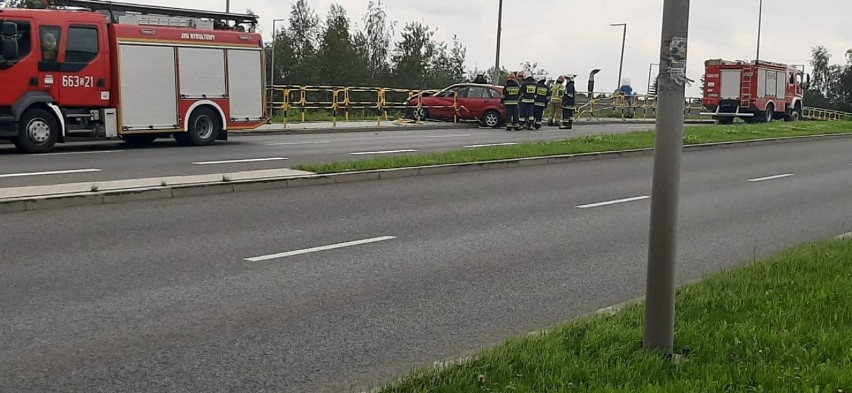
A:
<box><xmin>610</xmin><ymin>23</ymin><xmax>627</xmax><ymax>27</ymax></box>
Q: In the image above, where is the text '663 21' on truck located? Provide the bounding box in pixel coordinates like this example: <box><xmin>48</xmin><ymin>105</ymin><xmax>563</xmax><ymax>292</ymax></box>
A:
<box><xmin>701</xmin><ymin>58</ymin><xmax>810</xmax><ymax>125</ymax></box>
<box><xmin>0</xmin><ymin>0</ymin><xmax>268</xmax><ymax>153</ymax></box>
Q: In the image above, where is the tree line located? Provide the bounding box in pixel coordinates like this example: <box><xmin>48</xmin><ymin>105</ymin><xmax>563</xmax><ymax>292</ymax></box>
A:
<box><xmin>807</xmin><ymin>46</ymin><xmax>852</xmax><ymax>112</ymax></box>
<box><xmin>266</xmin><ymin>0</ymin><xmax>470</xmax><ymax>89</ymax></box>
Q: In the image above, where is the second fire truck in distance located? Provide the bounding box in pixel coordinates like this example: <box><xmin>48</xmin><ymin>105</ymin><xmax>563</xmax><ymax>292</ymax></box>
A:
<box><xmin>701</xmin><ymin>58</ymin><xmax>809</xmax><ymax>124</ymax></box>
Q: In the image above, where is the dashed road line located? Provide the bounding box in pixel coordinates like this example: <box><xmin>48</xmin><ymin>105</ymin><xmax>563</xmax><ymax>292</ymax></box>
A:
<box><xmin>30</xmin><ymin>150</ymin><xmax>123</xmax><ymax>157</ymax></box>
<box><xmin>266</xmin><ymin>141</ymin><xmax>330</xmax><ymax>146</ymax></box>
<box><xmin>576</xmin><ymin>195</ymin><xmax>650</xmax><ymax>209</ymax></box>
<box><xmin>464</xmin><ymin>142</ymin><xmax>519</xmax><ymax>148</ymax></box>
<box><xmin>350</xmin><ymin>149</ymin><xmax>417</xmax><ymax>155</ymax></box>
<box><xmin>0</xmin><ymin>168</ymin><xmax>102</xmax><ymax>178</ymax></box>
<box><xmin>245</xmin><ymin>236</ymin><xmax>397</xmax><ymax>262</ymax></box>
<box><xmin>747</xmin><ymin>173</ymin><xmax>794</xmax><ymax>182</ymax></box>
<box><xmin>193</xmin><ymin>157</ymin><xmax>289</xmax><ymax>165</ymax></box>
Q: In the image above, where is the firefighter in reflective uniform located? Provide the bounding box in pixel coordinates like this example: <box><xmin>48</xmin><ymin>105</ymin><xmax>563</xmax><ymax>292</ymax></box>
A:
<box><xmin>501</xmin><ymin>73</ymin><xmax>521</xmax><ymax>130</ymax></box>
<box><xmin>519</xmin><ymin>74</ymin><xmax>537</xmax><ymax>130</ymax></box>
<box><xmin>560</xmin><ymin>75</ymin><xmax>577</xmax><ymax>129</ymax></box>
<box><xmin>547</xmin><ymin>75</ymin><xmax>565</xmax><ymax>126</ymax></box>
<box><xmin>533</xmin><ymin>78</ymin><xmax>550</xmax><ymax>130</ymax></box>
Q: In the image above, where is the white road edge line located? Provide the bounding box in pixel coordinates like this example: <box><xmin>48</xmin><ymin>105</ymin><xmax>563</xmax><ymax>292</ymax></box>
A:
<box><xmin>576</xmin><ymin>195</ymin><xmax>650</xmax><ymax>209</ymax></box>
<box><xmin>747</xmin><ymin>173</ymin><xmax>794</xmax><ymax>182</ymax></box>
<box><xmin>193</xmin><ymin>157</ymin><xmax>289</xmax><ymax>165</ymax></box>
<box><xmin>30</xmin><ymin>150</ymin><xmax>123</xmax><ymax>157</ymax></box>
<box><xmin>0</xmin><ymin>168</ymin><xmax>102</xmax><ymax>178</ymax></box>
<box><xmin>350</xmin><ymin>149</ymin><xmax>417</xmax><ymax>155</ymax></box>
<box><xmin>245</xmin><ymin>236</ymin><xmax>397</xmax><ymax>262</ymax></box>
<box><xmin>464</xmin><ymin>142</ymin><xmax>519</xmax><ymax>148</ymax></box>
<box><xmin>266</xmin><ymin>141</ymin><xmax>330</xmax><ymax>146</ymax></box>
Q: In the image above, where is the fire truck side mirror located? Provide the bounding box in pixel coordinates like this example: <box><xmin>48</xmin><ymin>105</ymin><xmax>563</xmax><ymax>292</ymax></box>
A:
<box><xmin>1</xmin><ymin>22</ymin><xmax>19</xmax><ymax>60</ymax></box>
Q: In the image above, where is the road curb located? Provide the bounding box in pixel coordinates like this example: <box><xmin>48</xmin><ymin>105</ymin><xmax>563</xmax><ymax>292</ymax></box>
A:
<box><xmin>2</xmin><ymin>132</ymin><xmax>850</xmax><ymax>215</ymax></box>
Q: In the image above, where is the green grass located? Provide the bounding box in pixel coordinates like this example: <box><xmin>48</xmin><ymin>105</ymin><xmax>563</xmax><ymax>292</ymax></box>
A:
<box><xmin>294</xmin><ymin>121</ymin><xmax>852</xmax><ymax>174</ymax></box>
<box><xmin>375</xmin><ymin>238</ymin><xmax>852</xmax><ymax>393</ymax></box>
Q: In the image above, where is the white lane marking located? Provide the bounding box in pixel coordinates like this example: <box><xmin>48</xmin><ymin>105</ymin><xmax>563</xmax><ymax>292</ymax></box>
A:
<box><xmin>464</xmin><ymin>142</ymin><xmax>519</xmax><ymax>148</ymax></box>
<box><xmin>245</xmin><ymin>236</ymin><xmax>397</xmax><ymax>262</ymax></box>
<box><xmin>193</xmin><ymin>157</ymin><xmax>288</xmax><ymax>165</ymax></box>
<box><xmin>576</xmin><ymin>195</ymin><xmax>650</xmax><ymax>209</ymax></box>
<box><xmin>747</xmin><ymin>173</ymin><xmax>794</xmax><ymax>182</ymax></box>
<box><xmin>350</xmin><ymin>149</ymin><xmax>417</xmax><ymax>155</ymax></box>
<box><xmin>422</xmin><ymin>134</ymin><xmax>471</xmax><ymax>138</ymax></box>
<box><xmin>0</xmin><ymin>168</ymin><xmax>102</xmax><ymax>178</ymax></box>
<box><xmin>266</xmin><ymin>141</ymin><xmax>330</xmax><ymax>146</ymax></box>
<box><xmin>30</xmin><ymin>150</ymin><xmax>123</xmax><ymax>157</ymax></box>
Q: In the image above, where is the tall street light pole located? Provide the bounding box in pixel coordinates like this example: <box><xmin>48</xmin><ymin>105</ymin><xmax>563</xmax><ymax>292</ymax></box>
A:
<box><xmin>755</xmin><ymin>0</ymin><xmax>763</xmax><ymax>63</ymax></box>
<box><xmin>493</xmin><ymin>0</ymin><xmax>504</xmax><ymax>84</ymax></box>
<box><xmin>226</xmin><ymin>0</ymin><xmax>230</xmax><ymax>13</ymax></box>
<box><xmin>644</xmin><ymin>0</ymin><xmax>690</xmax><ymax>354</ymax></box>
<box><xmin>611</xmin><ymin>23</ymin><xmax>627</xmax><ymax>90</ymax></box>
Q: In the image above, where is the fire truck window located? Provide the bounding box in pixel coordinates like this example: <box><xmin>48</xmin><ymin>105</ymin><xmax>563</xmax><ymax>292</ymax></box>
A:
<box><xmin>39</xmin><ymin>26</ymin><xmax>61</xmax><ymax>63</ymax></box>
<box><xmin>66</xmin><ymin>26</ymin><xmax>98</xmax><ymax>63</ymax></box>
<box><xmin>0</xmin><ymin>20</ymin><xmax>32</xmax><ymax>62</ymax></box>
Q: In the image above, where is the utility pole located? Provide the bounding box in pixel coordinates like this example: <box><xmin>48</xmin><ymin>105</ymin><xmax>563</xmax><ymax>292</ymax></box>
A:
<box><xmin>611</xmin><ymin>23</ymin><xmax>627</xmax><ymax>89</ymax></box>
<box><xmin>755</xmin><ymin>0</ymin><xmax>763</xmax><ymax>63</ymax></box>
<box><xmin>644</xmin><ymin>0</ymin><xmax>690</xmax><ymax>354</ymax></box>
<box><xmin>493</xmin><ymin>0</ymin><xmax>504</xmax><ymax>85</ymax></box>
<box><xmin>226</xmin><ymin>0</ymin><xmax>230</xmax><ymax>13</ymax></box>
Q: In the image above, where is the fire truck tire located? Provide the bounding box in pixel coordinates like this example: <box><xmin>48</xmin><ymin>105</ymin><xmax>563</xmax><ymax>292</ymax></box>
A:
<box><xmin>177</xmin><ymin>107</ymin><xmax>220</xmax><ymax>146</ymax></box>
<box><xmin>15</xmin><ymin>108</ymin><xmax>59</xmax><ymax>154</ymax></box>
<box><xmin>785</xmin><ymin>107</ymin><xmax>802</xmax><ymax>122</ymax></box>
<box><xmin>764</xmin><ymin>103</ymin><xmax>775</xmax><ymax>123</ymax></box>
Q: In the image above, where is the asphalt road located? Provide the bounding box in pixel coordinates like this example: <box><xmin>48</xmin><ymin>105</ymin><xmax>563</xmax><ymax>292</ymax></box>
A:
<box><xmin>1</xmin><ymin>138</ymin><xmax>850</xmax><ymax>393</ymax></box>
<box><xmin>0</xmin><ymin>123</ymin><xmax>656</xmax><ymax>188</ymax></box>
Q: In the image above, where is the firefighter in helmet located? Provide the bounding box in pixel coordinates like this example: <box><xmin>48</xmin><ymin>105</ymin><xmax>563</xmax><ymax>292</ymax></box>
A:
<box><xmin>501</xmin><ymin>73</ymin><xmax>521</xmax><ymax>130</ymax></box>
<box><xmin>519</xmin><ymin>73</ymin><xmax>537</xmax><ymax>130</ymax></box>
<box><xmin>533</xmin><ymin>77</ymin><xmax>550</xmax><ymax>130</ymax></box>
<box><xmin>547</xmin><ymin>75</ymin><xmax>566</xmax><ymax>126</ymax></box>
<box><xmin>560</xmin><ymin>74</ymin><xmax>577</xmax><ymax>129</ymax></box>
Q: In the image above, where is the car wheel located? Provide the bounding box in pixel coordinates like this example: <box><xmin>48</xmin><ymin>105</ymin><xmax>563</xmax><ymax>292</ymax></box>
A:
<box><xmin>413</xmin><ymin>107</ymin><xmax>429</xmax><ymax>121</ymax></box>
<box><xmin>482</xmin><ymin>110</ymin><xmax>502</xmax><ymax>128</ymax></box>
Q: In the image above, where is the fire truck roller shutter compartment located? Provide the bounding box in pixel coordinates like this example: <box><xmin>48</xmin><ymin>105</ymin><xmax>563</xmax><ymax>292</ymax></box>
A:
<box><xmin>720</xmin><ymin>69</ymin><xmax>741</xmax><ymax>100</ymax></box>
<box><xmin>776</xmin><ymin>71</ymin><xmax>787</xmax><ymax>103</ymax></box>
<box><xmin>118</xmin><ymin>44</ymin><xmax>178</xmax><ymax>130</ymax></box>
<box><xmin>177</xmin><ymin>47</ymin><xmax>226</xmax><ymax>99</ymax></box>
<box><xmin>227</xmin><ymin>49</ymin><xmax>263</xmax><ymax>121</ymax></box>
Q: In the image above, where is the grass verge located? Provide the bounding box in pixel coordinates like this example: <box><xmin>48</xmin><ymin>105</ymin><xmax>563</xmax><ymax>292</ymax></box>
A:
<box><xmin>375</xmin><ymin>238</ymin><xmax>852</xmax><ymax>392</ymax></box>
<box><xmin>294</xmin><ymin>121</ymin><xmax>852</xmax><ymax>174</ymax></box>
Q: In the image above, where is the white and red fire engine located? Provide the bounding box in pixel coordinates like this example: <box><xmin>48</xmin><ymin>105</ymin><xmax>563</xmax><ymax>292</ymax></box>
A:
<box><xmin>0</xmin><ymin>0</ymin><xmax>267</xmax><ymax>153</ymax></box>
<box><xmin>701</xmin><ymin>59</ymin><xmax>809</xmax><ymax>124</ymax></box>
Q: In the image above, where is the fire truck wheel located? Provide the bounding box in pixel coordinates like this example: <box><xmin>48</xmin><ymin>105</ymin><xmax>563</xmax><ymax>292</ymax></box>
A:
<box><xmin>182</xmin><ymin>107</ymin><xmax>220</xmax><ymax>146</ymax></box>
<box><xmin>15</xmin><ymin>108</ymin><xmax>59</xmax><ymax>154</ymax></box>
<box><xmin>764</xmin><ymin>103</ymin><xmax>775</xmax><ymax>123</ymax></box>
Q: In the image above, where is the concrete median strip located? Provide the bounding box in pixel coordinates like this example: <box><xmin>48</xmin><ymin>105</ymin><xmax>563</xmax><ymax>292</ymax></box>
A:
<box><xmin>1</xmin><ymin>132</ymin><xmax>851</xmax><ymax>215</ymax></box>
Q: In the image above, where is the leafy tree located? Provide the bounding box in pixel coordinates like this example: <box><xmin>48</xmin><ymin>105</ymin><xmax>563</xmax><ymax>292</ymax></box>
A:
<box><xmin>316</xmin><ymin>4</ymin><xmax>360</xmax><ymax>86</ymax></box>
<box><xmin>362</xmin><ymin>0</ymin><xmax>395</xmax><ymax>85</ymax></box>
<box><xmin>3</xmin><ymin>0</ymin><xmax>47</xmax><ymax>8</ymax></box>
<box><xmin>391</xmin><ymin>21</ymin><xmax>435</xmax><ymax>88</ymax></box>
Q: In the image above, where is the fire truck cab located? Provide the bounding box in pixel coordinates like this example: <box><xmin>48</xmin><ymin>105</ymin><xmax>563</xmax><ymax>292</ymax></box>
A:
<box><xmin>701</xmin><ymin>59</ymin><xmax>809</xmax><ymax>125</ymax></box>
<box><xmin>0</xmin><ymin>0</ymin><xmax>267</xmax><ymax>153</ymax></box>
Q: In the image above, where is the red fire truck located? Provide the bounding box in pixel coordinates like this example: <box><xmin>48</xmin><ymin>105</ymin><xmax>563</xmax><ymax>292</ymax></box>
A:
<box><xmin>701</xmin><ymin>59</ymin><xmax>809</xmax><ymax>124</ymax></box>
<box><xmin>0</xmin><ymin>0</ymin><xmax>267</xmax><ymax>153</ymax></box>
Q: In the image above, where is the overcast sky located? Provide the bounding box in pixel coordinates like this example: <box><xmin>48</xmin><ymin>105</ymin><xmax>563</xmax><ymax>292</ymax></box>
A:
<box><xmin>127</xmin><ymin>1</ymin><xmax>849</xmax><ymax>95</ymax></box>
